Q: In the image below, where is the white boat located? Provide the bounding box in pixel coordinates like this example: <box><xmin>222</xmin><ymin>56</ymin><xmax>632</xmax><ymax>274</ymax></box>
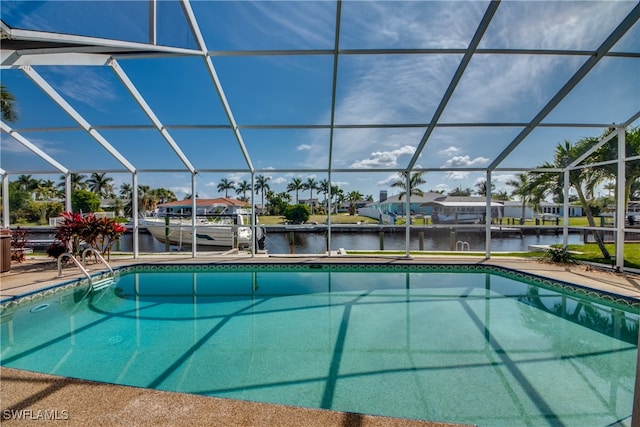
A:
<box><xmin>422</xmin><ymin>199</ymin><xmax>503</xmax><ymax>224</ymax></box>
<box><xmin>141</xmin><ymin>198</ymin><xmax>263</xmax><ymax>248</ymax></box>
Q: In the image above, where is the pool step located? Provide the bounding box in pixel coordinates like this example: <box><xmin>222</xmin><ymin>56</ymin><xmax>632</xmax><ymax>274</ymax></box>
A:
<box><xmin>91</xmin><ymin>277</ymin><xmax>116</xmax><ymax>291</ymax></box>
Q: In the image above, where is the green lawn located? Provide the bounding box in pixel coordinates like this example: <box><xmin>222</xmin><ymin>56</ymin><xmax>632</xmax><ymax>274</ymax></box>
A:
<box><xmin>566</xmin><ymin>242</ymin><xmax>640</xmax><ymax>269</ymax></box>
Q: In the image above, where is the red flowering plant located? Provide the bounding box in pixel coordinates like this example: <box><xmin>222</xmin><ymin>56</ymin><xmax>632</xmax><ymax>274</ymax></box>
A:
<box><xmin>94</xmin><ymin>217</ymin><xmax>127</xmax><ymax>260</ymax></box>
<box><xmin>46</xmin><ymin>212</ymin><xmax>126</xmax><ymax>261</ymax></box>
<box><xmin>10</xmin><ymin>227</ymin><xmax>29</xmax><ymax>263</ymax></box>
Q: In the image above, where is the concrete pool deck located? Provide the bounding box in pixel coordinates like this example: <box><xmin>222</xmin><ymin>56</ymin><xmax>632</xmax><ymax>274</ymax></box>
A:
<box><xmin>2</xmin><ymin>254</ymin><xmax>639</xmax><ymax>426</ymax></box>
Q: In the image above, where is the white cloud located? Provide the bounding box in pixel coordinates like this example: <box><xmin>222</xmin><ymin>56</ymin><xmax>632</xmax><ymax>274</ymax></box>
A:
<box><xmin>377</xmin><ymin>173</ymin><xmax>400</xmax><ymax>187</ymax></box>
<box><xmin>442</xmin><ymin>155</ymin><xmax>490</xmax><ymax>169</ymax></box>
<box><xmin>244</xmin><ymin>2</ymin><xmax>335</xmax><ymax>49</ymax></box>
<box><xmin>438</xmin><ymin>146</ymin><xmax>460</xmax><ymax>156</ymax></box>
<box><xmin>1</xmin><ymin>135</ymin><xmax>65</xmax><ymax>155</ymax></box>
<box><xmin>445</xmin><ymin>171</ymin><xmax>469</xmax><ymax>180</ymax></box>
<box><xmin>46</xmin><ymin>67</ymin><xmax>118</xmax><ymax>110</ymax></box>
<box><xmin>350</xmin><ymin>145</ymin><xmax>416</xmax><ymax>169</ymax></box>
<box><xmin>271</xmin><ymin>176</ymin><xmax>287</xmax><ymax>185</ymax></box>
<box><xmin>296</xmin><ymin>144</ymin><xmax>312</xmax><ymax>151</ymax></box>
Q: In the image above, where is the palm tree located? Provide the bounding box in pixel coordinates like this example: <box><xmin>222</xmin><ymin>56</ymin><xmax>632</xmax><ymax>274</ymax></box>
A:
<box><xmin>303</xmin><ymin>177</ymin><xmax>318</xmax><ymax>214</ymax></box>
<box><xmin>318</xmin><ymin>178</ymin><xmax>331</xmax><ymax>212</ymax></box>
<box><xmin>286</xmin><ymin>177</ymin><xmax>304</xmax><ymax>204</ymax></box>
<box><xmin>235</xmin><ymin>180</ymin><xmax>252</xmax><ymax>201</ymax></box>
<box><xmin>254</xmin><ymin>175</ymin><xmax>271</xmax><ymax>214</ymax></box>
<box><xmin>151</xmin><ymin>188</ymin><xmax>177</xmax><ymax>204</ymax></box>
<box><xmin>346</xmin><ymin>191</ymin><xmax>363</xmax><ymax>216</ymax></box>
<box><xmin>138</xmin><ymin>185</ymin><xmax>157</xmax><ymax>214</ymax></box>
<box><xmin>332</xmin><ymin>186</ymin><xmax>344</xmax><ymax>214</ymax></box>
<box><xmin>119</xmin><ymin>183</ymin><xmax>133</xmax><ymax>200</ymax></box>
<box><xmin>58</xmin><ymin>173</ymin><xmax>87</xmax><ymax>192</ymax></box>
<box><xmin>474</xmin><ymin>179</ymin><xmax>495</xmax><ymax>197</ymax></box>
<box><xmin>217</xmin><ymin>178</ymin><xmax>235</xmax><ymax>198</ymax></box>
<box><xmin>603</xmin><ymin>182</ymin><xmax>616</xmax><ymax>198</ymax></box>
<box><xmin>119</xmin><ymin>183</ymin><xmax>133</xmax><ymax>217</ymax></box>
<box><xmin>530</xmin><ymin>139</ymin><xmax>610</xmax><ymax>259</ymax></box>
<box><xmin>592</xmin><ymin>126</ymin><xmax>640</xmax><ymax>208</ymax></box>
<box><xmin>16</xmin><ymin>174</ymin><xmax>37</xmax><ymax>192</ymax></box>
<box><xmin>1</xmin><ymin>85</ymin><xmax>18</xmax><ymax>122</ymax></box>
<box><xmin>493</xmin><ymin>190</ymin><xmax>510</xmax><ymax>201</ymax></box>
<box><xmin>391</xmin><ymin>171</ymin><xmax>425</xmax><ymax>200</ymax></box>
<box><xmin>506</xmin><ymin>173</ymin><xmax>536</xmax><ymax>223</ymax></box>
<box><xmin>86</xmin><ymin>173</ymin><xmax>114</xmax><ymax>198</ymax></box>
<box><xmin>448</xmin><ymin>187</ymin><xmax>472</xmax><ymax>196</ymax></box>
<box><xmin>34</xmin><ymin>179</ymin><xmax>58</xmax><ymax>200</ymax></box>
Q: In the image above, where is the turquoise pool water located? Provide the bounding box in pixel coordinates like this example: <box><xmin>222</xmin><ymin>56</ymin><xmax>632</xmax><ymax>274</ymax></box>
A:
<box><xmin>1</xmin><ymin>264</ymin><xmax>638</xmax><ymax>426</ymax></box>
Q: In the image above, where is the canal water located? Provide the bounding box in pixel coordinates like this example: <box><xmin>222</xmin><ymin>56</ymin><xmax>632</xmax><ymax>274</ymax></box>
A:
<box><xmin>101</xmin><ymin>229</ymin><xmax>583</xmax><ymax>255</ymax></box>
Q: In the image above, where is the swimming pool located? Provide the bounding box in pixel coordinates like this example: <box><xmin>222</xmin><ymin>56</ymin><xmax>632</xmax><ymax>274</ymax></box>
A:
<box><xmin>1</xmin><ymin>263</ymin><xmax>638</xmax><ymax>426</ymax></box>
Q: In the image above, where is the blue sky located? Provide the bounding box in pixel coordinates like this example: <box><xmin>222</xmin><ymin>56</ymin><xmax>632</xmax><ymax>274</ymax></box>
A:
<box><xmin>1</xmin><ymin>1</ymin><xmax>639</xmax><ymax>202</ymax></box>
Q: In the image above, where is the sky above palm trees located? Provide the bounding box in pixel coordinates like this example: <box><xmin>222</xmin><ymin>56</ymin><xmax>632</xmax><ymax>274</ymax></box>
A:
<box><xmin>1</xmin><ymin>1</ymin><xmax>638</xmax><ymax>201</ymax></box>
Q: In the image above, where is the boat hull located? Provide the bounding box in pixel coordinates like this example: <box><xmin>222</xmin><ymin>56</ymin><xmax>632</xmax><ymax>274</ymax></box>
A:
<box><xmin>143</xmin><ymin>221</ymin><xmax>252</xmax><ymax>248</ymax></box>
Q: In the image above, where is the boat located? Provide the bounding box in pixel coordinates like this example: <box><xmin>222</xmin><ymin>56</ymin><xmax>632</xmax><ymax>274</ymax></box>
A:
<box><xmin>141</xmin><ymin>198</ymin><xmax>264</xmax><ymax>249</ymax></box>
<box><xmin>422</xmin><ymin>198</ymin><xmax>503</xmax><ymax>224</ymax></box>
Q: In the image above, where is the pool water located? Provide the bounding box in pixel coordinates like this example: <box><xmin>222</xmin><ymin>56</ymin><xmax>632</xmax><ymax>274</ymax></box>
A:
<box><xmin>1</xmin><ymin>264</ymin><xmax>638</xmax><ymax>427</ymax></box>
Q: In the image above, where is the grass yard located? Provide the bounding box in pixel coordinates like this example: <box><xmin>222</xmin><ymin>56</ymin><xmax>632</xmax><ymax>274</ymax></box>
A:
<box><xmin>566</xmin><ymin>242</ymin><xmax>640</xmax><ymax>269</ymax></box>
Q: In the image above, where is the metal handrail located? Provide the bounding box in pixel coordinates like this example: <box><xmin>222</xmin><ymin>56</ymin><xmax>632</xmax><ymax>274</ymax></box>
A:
<box><xmin>57</xmin><ymin>252</ymin><xmax>91</xmax><ymax>280</ymax></box>
<box><xmin>81</xmin><ymin>247</ymin><xmax>114</xmax><ymax>274</ymax></box>
<box><xmin>456</xmin><ymin>240</ymin><xmax>470</xmax><ymax>251</ymax></box>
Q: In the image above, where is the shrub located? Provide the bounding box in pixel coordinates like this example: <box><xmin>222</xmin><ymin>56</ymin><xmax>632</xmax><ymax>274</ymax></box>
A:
<box><xmin>46</xmin><ymin>242</ymin><xmax>67</xmax><ymax>260</ymax></box>
<box><xmin>543</xmin><ymin>246</ymin><xmax>578</xmax><ymax>264</ymax></box>
<box><xmin>48</xmin><ymin>212</ymin><xmax>126</xmax><ymax>260</ymax></box>
<box><xmin>283</xmin><ymin>204</ymin><xmax>310</xmax><ymax>224</ymax></box>
<box><xmin>10</xmin><ymin>227</ymin><xmax>28</xmax><ymax>263</ymax></box>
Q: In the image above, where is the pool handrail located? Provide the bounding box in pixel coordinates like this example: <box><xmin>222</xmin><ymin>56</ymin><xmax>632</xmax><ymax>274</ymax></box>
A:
<box><xmin>57</xmin><ymin>252</ymin><xmax>92</xmax><ymax>281</ymax></box>
<box><xmin>81</xmin><ymin>247</ymin><xmax>113</xmax><ymax>274</ymax></box>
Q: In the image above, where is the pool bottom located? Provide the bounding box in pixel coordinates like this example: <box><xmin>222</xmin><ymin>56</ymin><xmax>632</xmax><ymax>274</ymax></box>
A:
<box><xmin>1</xmin><ymin>264</ymin><xmax>638</xmax><ymax>427</ymax></box>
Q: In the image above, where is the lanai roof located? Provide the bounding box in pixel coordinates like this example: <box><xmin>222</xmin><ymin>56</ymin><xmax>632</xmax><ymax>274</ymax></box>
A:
<box><xmin>0</xmin><ymin>1</ymin><xmax>639</xmax><ymax>199</ymax></box>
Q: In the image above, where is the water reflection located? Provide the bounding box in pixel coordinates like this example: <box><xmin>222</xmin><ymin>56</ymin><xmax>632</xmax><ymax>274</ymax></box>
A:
<box><xmin>112</xmin><ymin>230</ymin><xmax>584</xmax><ymax>254</ymax></box>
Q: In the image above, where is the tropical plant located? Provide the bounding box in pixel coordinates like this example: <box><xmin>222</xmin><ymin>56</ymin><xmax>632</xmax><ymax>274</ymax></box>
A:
<box><xmin>138</xmin><ymin>185</ymin><xmax>157</xmax><ymax>213</ymax></box>
<box><xmin>448</xmin><ymin>187</ymin><xmax>472</xmax><ymax>196</ymax></box>
<box><xmin>591</xmin><ymin>126</ymin><xmax>640</xmax><ymax>209</ymax></box>
<box><xmin>58</xmin><ymin>173</ymin><xmax>87</xmax><ymax>192</ymax></box>
<box><xmin>16</xmin><ymin>174</ymin><xmax>38</xmax><ymax>192</ymax></box>
<box><xmin>10</xmin><ymin>228</ymin><xmax>28</xmax><ymax>263</ymax></box>
<box><xmin>287</xmin><ymin>177</ymin><xmax>304</xmax><ymax>204</ymax></box>
<box><xmin>530</xmin><ymin>138</ymin><xmax>610</xmax><ymax>259</ymax></box>
<box><xmin>48</xmin><ymin>212</ymin><xmax>126</xmax><ymax>259</ymax></box>
<box><xmin>318</xmin><ymin>178</ymin><xmax>331</xmax><ymax>213</ymax></box>
<box><xmin>266</xmin><ymin>191</ymin><xmax>291</xmax><ymax>216</ymax></box>
<box><xmin>506</xmin><ymin>173</ymin><xmax>537</xmax><ymax>223</ymax></box>
<box><xmin>119</xmin><ymin>183</ymin><xmax>133</xmax><ymax>217</ymax></box>
<box><xmin>284</xmin><ymin>204</ymin><xmax>310</xmax><ymax>224</ymax></box>
<box><xmin>86</xmin><ymin>173</ymin><xmax>114</xmax><ymax>198</ymax></box>
<box><xmin>542</xmin><ymin>246</ymin><xmax>578</xmax><ymax>265</ymax></box>
<box><xmin>474</xmin><ymin>179</ymin><xmax>495</xmax><ymax>197</ymax></box>
<box><xmin>151</xmin><ymin>188</ymin><xmax>177</xmax><ymax>204</ymax></box>
<box><xmin>1</xmin><ymin>84</ymin><xmax>18</xmax><ymax>122</ymax></box>
<box><xmin>303</xmin><ymin>177</ymin><xmax>318</xmax><ymax>214</ymax></box>
<box><xmin>254</xmin><ymin>175</ymin><xmax>271</xmax><ymax>214</ymax></box>
<box><xmin>391</xmin><ymin>171</ymin><xmax>426</xmax><ymax>200</ymax></box>
<box><xmin>217</xmin><ymin>178</ymin><xmax>235</xmax><ymax>198</ymax></box>
<box><xmin>331</xmin><ymin>186</ymin><xmax>344</xmax><ymax>214</ymax></box>
<box><xmin>346</xmin><ymin>191</ymin><xmax>363</xmax><ymax>216</ymax></box>
<box><xmin>34</xmin><ymin>179</ymin><xmax>59</xmax><ymax>200</ymax></box>
<box><xmin>71</xmin><ymin>189</ymin><xmax>101</xmax><ymax>213</ymax></box>
<box><xmin>235</xmin><ymin>180</ymin><xmax>252</xmax><ymax>201</ymax></box>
